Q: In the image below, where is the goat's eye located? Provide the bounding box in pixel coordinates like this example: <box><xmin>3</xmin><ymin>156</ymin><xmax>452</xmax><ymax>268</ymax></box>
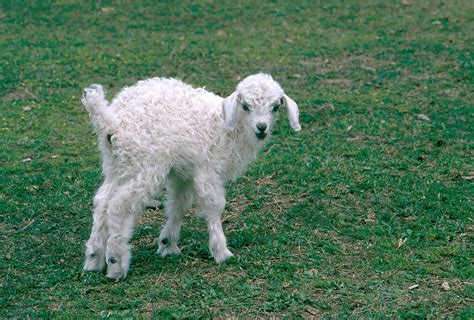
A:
<box><xmin>273</xmin><ymin>105</ymin><xmax>280</xmax><ymax>112</ymax></box>
<box><xmin>242</xmin><ymin>104</ymin><xmax>249</xmax><ymax>111</ymax></box>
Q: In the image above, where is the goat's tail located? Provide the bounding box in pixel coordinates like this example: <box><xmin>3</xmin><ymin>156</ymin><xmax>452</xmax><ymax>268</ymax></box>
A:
<box><xmin>81</xmin><ymin>84</ymin><xmax>114</xmax><ymax>134</ymax></box>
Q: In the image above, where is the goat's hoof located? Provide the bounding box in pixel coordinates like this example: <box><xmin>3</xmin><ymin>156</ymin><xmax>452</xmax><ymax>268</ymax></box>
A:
<box><xmin>157</xmin><ymin>244</ymin><xmax>181</xmax><ymax>256</ymax></box>
<box><xmin>106</xmin><ymin>262</ymin><xmax>127</xmax><ymax>280</ymax></box>
<box><xmin>106</xmin><ymin>271</ymin><xmax>126</xmax><ymax>281</ymax></box>
<box><xmin>83</xmin><ymin>253</ymin><xmax>105</xmax><ymax>272</ymax></box>
<box><xmin>213</xmin><ymin>248</ymin><xmax>234</xmax><ymax>263</ymax></box>
<box><xmin>145</xmin><ymin>199</ymin><xmax>163</xmax><ymax>210</ymax></box>
<box><xmin>104</xmin><ymin>253</ymin><xmax>130</xmax><ymax>280</ymax></box>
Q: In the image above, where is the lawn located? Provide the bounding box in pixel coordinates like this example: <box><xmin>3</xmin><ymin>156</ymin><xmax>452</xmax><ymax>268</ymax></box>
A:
<box><xmin>1</xmin><ymin>0</ymin><xmax>472</xmax><ymax>318</ymax></box>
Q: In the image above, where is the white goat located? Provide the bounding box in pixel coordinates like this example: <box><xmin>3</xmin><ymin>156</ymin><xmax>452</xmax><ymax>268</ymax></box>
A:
<box><xmin>81</xmin><ymin>73</ymin><xmax>300</xmax><ymax>279</ymax></box>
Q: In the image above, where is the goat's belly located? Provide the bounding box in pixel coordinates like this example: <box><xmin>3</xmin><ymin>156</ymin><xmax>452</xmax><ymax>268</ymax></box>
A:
<box><xmin>168</xmin><ymin>162</ymin><xmax>195</xmax><ymax>181</ymax></box>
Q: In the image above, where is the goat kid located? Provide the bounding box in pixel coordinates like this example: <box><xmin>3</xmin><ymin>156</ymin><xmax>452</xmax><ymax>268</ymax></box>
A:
<box><xmin>82</xmin><ymin>73</ymin><xmax>300</xmax><ymax>279</ymax></box>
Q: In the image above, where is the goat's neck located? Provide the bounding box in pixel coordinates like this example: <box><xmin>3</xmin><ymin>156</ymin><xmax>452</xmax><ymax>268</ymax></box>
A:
<box><xmin>222</xmin><ymin>122</ymin><xmax>266</xmax><ymax>183</ymax></box>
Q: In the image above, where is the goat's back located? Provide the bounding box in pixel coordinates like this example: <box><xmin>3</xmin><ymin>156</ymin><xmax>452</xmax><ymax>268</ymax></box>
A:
<box><xmin>105</xmin><ymin>78</ymin><xmax>238</xmax><ymax>177</ymax></box>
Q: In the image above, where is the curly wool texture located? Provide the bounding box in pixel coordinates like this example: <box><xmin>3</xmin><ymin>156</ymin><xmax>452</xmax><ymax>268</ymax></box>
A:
<box><xmin>92</xmin><ymin>78</ymin><xmax>266</xmax><ymax>184</ymax></box>
<box><xmin>81</xmin><ymin>74</ymin><xmax>300</xmax><ymax>279</ymax></box>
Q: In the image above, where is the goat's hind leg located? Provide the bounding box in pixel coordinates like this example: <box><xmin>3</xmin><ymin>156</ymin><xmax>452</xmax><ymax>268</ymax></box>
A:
<box><xmin>104</xmin><ymin>173</ymin><xmax>163</xmax><ymax>280</ymax></box>
<box><xmin>84</xmin><ymin>181</ymin><xmax>112</xmax><ymax>272</ymax></box>
<box><xmin>158</xmin><ymin>175</ymin><xmax>193</xmax><ymax>256</ymax></box>
<box><xmin>103</xmin><ymin>182</ymin><xmax>143</xmax><ymax>279</ymax></box>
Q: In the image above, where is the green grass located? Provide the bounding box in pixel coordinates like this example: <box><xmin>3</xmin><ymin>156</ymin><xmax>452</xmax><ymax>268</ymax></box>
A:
<box><xmin>1</xmin><ymin>0</ymin><xmax>473</xmax><ymax>318</ymax></box>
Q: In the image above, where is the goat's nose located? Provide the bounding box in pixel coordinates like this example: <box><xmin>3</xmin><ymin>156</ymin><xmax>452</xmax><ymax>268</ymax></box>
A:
<box><xmin>256</xmin><ymin>123</ymin><xmax>267</xmax><ymax>132</ymax></box>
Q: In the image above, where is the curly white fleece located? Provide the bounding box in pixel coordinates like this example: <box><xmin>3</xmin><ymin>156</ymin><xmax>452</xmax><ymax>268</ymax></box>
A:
<box><xmin>81</xmin><ymin>73</ymin><xmax>300</xmax><ymax>279</ymax></box>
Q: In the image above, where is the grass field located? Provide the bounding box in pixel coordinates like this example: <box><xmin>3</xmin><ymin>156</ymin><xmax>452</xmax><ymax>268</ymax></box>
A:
<box><xmin>1</xmin><ymin>0</ymin><xmax>473</xmax><ymax>318</ymax></box>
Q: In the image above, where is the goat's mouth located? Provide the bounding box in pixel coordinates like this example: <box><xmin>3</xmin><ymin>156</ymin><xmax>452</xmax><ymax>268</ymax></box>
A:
<box><xmin>255</xmin><ymin>132</ymin><xmax>267</xmax><ymax>140</ymax></box>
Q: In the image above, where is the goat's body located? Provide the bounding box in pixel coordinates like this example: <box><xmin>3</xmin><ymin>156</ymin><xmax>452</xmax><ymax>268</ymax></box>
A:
<box><xmin>82</xmin><ymin>74</ymin><xmax>299</xmax><ymax>279</ymax></box>
<box><xmin>93</xmin><ymin>78</ymin><xmax>261</xmax><ymax>185</ymax></box>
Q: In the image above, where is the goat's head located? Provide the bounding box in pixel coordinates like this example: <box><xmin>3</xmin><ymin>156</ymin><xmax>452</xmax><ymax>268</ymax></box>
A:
<box><xmin>222</xmin><ymin>73</ymin><xmax>301</xmax><ymax>140</ymax></box>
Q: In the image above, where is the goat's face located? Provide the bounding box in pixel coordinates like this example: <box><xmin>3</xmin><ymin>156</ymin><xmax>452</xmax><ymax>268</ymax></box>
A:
<box><xmin>222</xmin><ymin>74</ymin><xmax>301</xmax><ymax>139</ymax></box>
<box><xmin>240</xmin><ymin>92</ymin><xmax>283</xmax><ymax>140</ymax></box>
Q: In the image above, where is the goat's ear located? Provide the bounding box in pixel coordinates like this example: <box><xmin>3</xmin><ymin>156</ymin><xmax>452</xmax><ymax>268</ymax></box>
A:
<box><xmin>222</xmin><ymin>91</ymin><xmax>240</xmax><ymax>130</ymax></box>
<box><xmin>282</xmin><ymin>94</ymin><xmax>301</xmax><ymax>132</ymax></box>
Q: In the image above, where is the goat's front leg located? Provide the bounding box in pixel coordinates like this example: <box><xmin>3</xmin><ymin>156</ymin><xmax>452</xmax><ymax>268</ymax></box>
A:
<box><xmin>206</xmin><ymin>212</ymin><xmax>233</xmax><ymax>263</ymax></box>
<box><xmin>194</xmin><ymin>170</ymin><xmax>233</xmax><ymax>263</ymax></box>
<box><xmin>158</xmin><ymin>177</ymin><xmax>193</xmax><ymax>256</ymax></box>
